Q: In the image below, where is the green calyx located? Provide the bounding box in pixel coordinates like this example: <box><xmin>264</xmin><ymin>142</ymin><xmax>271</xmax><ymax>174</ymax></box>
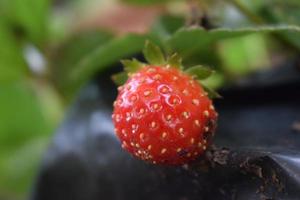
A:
<box><xmin>112</xmin><ymin>40</ymin><xmax>221</xmax><ymax>99</ymax></box>
<box><xmin>121</xmin><ymin>58</ymin><xmax>145</xmax><ymax>74</ymax></box>
<box><xmin>143</xmin><ymin>40</ymin><xmax>166</xmax><ymax>65</ymax></box>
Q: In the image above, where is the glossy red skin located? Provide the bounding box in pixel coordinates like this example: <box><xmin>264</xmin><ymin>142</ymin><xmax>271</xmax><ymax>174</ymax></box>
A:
<box><xmin>112</xmin><ymin>66</ymin><xmax>218</xmax><ymax>165</ymax></box>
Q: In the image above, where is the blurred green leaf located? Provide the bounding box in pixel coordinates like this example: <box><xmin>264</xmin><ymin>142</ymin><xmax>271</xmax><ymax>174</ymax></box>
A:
<box><xmin>63</xmin><ymin>34</ymin><xmax>147</xmax><ymax>99</ymax></box>
<box><xmin>150</xmin><ymin>15</ymin><xmax>185</xmax><ymax>42</ymax></box>
<box><xmin>0</xmin><ymin>137</ymin><xmax>49</xmax><ymax>196</ymax></box>
<box><xmin>257</xmin><ymin>0</ymin><xmax>300</xmax><ymax>50</ymax></box>
<box><xmin>0</xmin><ymin>20</ymin><xmax>28</xmax><ymax>83</ymax></box>
<box><xmin>52</xmin><ymin>31</ymin><xmax>114</xmax><ymax>90</ymax></box>
<box><xmin>0</xmin><ymin>82</ymin><xmax>51</xmax><ymax>195</ymax></box>
<box><xmin>259</xmin><ymin>0</ymin><xmax>300</xmax><ymax>24</ymax></box>
<box><xmin>0</xmin><ymin>82</ymin><xmax>49</xmax><ymax>149</ymax></box>
<box><xmin>8</xmin><ymin>0</ymin><xmax>50</xmax><ymax>45</ymax></box>
<box><xmin>167</xmin><ymin>25</ymin><xmax>300</xmax><ymax>68</ymax></box>
<box><xmin>226</xmin><ymin>0</ymin><xmax>300</xmax><ymax>51</ymax></box>
<box><xmin>218</xmin><ymin>34</ymin><xmax>270</xmax><ymax>77</ymax></box>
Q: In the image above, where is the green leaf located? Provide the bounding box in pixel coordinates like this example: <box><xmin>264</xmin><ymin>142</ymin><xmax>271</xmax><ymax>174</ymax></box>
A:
<box><xmin>0</xmin><ymin>82</ymin><xmax>49</xmax><ymax>148</ymax></box>
<box><xmin>0</xmin><ymin>82</ymin><xmax>51</xmax><ymax>195</ymax></box>
<box><xmin>8</xmin><ymin>0</ymin><xmax>50</xmax><ymax>45</ymax></box>
<box><xmin>121</xmin><ymin>58</ymin><xmax>144</xmax><ymax>73</ymax></box>
<box><xmin>51</xmin><ymin>31</ymin><xmax>114</xmax><ymax>94</ymax></box>
<box><xmin>167</xmin><ymin>25</ymin><xmax>300</xmax><ymax>61</ymax></box>
<box><xmin>200</xmin><ymin>83</ymin><xmax>222</xmax><ymax>99</ymax></box>
<box><xmin>62</xmin><ymin>34</ymin><xmax>146</xmax><ymax>100</ymax></box>
<box><xmin>143</xmin><ymin>40</ymin><xmax>166</xmax><ymax>65</ymax></box>
<box><xmin>257</xmin><ymin>0</ymin><xmax>300</xmax><ymax>50</ymax></box>
<box><xmin>0</xmin><ymin>136</ymin><xmax>49</xmax><ymax>196</ymax></box>
<box><xmin>112</xmin><ymin>72</ymin><xmax>128</xmax><ymax>86</ymax></box>
<box><xmin>0</xmin><ymin>20</ymin><xmax>28</xmax><ymax>83</ymax></box>
<box><xmin>185</xmin><ymin>65</ymin><xmax>214</xmax><ymax>80</ymax></box>
<box><xmin>167</xmin><ymin>53</ymin><xmax>182</xmax><ymax>69</ymax></box>
<box><xmin>150</xmin><ymin>15</ymin><xmax>185</xmax><ymax>42</ymax></box>
<box><xmin>218</xmin><ymin>34</ymin><xmax>270</xmax><ymax>77</ymax></box>
<box><xmin>259</xmin><ymin>0</ymin><xmax>300</xmax><ymax>24</ymax></box>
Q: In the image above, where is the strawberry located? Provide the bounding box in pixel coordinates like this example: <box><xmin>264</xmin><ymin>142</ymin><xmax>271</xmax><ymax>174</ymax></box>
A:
<box><xmin>112</xmin><ymin>41</ymin><xmax>219</xmax><ymax>165</ymax></box>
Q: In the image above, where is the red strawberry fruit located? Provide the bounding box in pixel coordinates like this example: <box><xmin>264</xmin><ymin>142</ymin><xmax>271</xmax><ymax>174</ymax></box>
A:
<box><xmin>112</xmin><ymin>41</ymin><xmax>219</xmax><ymax>165</ymax></box>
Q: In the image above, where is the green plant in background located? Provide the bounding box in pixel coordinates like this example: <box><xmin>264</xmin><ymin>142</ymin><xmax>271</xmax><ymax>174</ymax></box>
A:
<box><xmin>1</xmin><ymin>0</ymin><xmax>300</xmax><ymax>199</ymax></box>
<box><xmin>0</xmin><ymin>0</ymin><xmax>53</xmax><ymax>199</ymax></box>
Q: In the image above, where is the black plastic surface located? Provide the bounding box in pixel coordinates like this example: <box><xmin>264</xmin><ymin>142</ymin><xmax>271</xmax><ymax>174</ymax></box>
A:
<box><xmin>32</xmin><ymin>62</ymin><xmax>300</xmax><ymax>200</ymax></box>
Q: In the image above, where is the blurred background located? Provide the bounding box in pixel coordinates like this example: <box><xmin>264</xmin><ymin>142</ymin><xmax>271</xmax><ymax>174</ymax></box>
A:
<box><xmin>0</xmin><ymin>0</ymin><xmax>300</xmax><ymax>199</ymax></box>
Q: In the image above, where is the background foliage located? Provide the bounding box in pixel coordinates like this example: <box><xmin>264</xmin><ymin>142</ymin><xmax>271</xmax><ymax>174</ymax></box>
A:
<box><xmin>0</xmin><ymin>0</ymin><xmax>300</xmax><ymax>199</ymax></box>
